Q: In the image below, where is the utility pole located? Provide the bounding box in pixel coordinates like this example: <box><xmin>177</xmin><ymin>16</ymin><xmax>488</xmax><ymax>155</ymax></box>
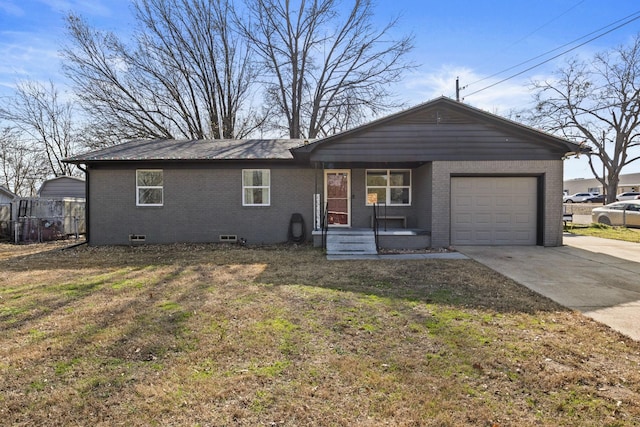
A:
<box><xmin>455</xmin><ymin>77</ymin><xmax>467</xmax><ymax>102</ymax></box>
<box><xmin>602</xmin><ymin>130</ymin><xmax>606</xmax><ymax>205</ymax></box>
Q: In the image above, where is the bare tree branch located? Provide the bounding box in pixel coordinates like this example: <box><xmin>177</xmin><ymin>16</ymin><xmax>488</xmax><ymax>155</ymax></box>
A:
<box><xmin>239</xmin><ymin>0</ymin><xmax>415</xmax><ymax>138</ymax></box>
<box><xmin>0</xmin><ymin>126</ymin><xmax>51</xmax><ymax>196</ymax></box>
<box><xmin>0</xmin><ymin>81</ymin><xmax>78</xmax><ymax>178</ymax></box>
<box><xmin>530</xmin><ymin>34</ymin><xmax>640</xmax><ymax>203</ymax></box>
<box><xmin>62</xmin><ymin>0</ymin><xmax>262</xmax><ymax>145</ymax></box>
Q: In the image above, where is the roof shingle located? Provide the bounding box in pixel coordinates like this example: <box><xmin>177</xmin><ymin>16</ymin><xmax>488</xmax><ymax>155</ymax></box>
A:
<box><xmin>64</xmin><ymin>138</ymin><xmax>309</xmax><ymax>163</ymax></box>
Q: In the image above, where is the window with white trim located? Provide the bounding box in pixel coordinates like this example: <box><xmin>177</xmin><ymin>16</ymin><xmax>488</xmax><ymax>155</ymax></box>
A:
<box><xmin>136</xmin><ymin>170</ymin><xmax>163</xmax><ymax>206</ymax></box>
<box><xmin>366</xmin><ymin>169</ymin><xmax>411</xmax><ymax>206</ymax></box>
<box><xmin>243</xmin><ymin>169</ymin><xmax>270</xmax><ymax>206</ymax></box>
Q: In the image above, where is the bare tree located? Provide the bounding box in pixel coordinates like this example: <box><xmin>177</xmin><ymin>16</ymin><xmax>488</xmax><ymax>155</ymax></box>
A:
<box><xmin>0</xmin><ymin>80</ymin><xmax>77</xmax><ymax>178</ymax></box>
<box><xmin>0</xmin><ymin>127</ymin><xmax>49</xmax><ymax>196</ymax></box>
<box><xmin>240</xmin><ymin>0</ymin><xmax>415</xmax><ymax>139</ymax></box>
<box><xmin>531</xmin><ymin>35</ymin><xmax>640</xmax><ymax>203</ymax></box>
<box><xmin>62</xmin><ymin>0</ymin><xmax>262</xmax><ymax>144</ymax></box>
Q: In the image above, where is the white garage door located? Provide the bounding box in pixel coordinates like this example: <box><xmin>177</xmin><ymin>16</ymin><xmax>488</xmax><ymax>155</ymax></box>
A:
<box><xmin>451</xmin><ymin>177</ymin><xmax>537</xmax><ymax>245</ymax></box>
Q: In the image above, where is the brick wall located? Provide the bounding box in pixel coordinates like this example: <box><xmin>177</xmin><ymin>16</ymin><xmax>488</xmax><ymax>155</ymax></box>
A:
<box><xmin>89</xmin><ymin>165</ymin><xmax>316</xmax><ymax>245</ymax></box>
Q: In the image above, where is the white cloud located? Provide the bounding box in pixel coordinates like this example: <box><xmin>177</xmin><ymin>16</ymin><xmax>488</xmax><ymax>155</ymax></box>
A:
<box><xmin>0</xmin><ymin>1</ymin><xmax>24</xmax><ymax>16</ymax></box>
<box><xmin>399</xmin><ymin>65</ymin><xmax>540</xmax><ymax>116</ymax></box>
<box><xmin>37</xmin><ymin>0</ymin><xmax>112</xmax><ymax>17</ymax></box>
<box><xmin>0</xmin><ymin>32</ymin><xmax>65</xmax><ymax>97</ymax></box>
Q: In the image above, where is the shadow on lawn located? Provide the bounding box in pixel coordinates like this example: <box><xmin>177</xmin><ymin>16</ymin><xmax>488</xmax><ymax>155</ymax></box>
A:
<box><xmin>254</xmin><ymin>259</ymin><xmax>567</xmax><ymax>314</ymax></box>
<box><xmin>0</xmin><ymin>243</ymin><xmax>568</xmax><ymax>315</ymax></box>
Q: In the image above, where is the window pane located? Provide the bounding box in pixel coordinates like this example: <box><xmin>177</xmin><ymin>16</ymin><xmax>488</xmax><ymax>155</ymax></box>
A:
<box><xmin>390</xmin><ymin>188</ymin><xmax>409</xmax><ymax>204</ymax></box>
<box><xmin>243</xmin><ymin>170</ymin><xmax>255</xmax><ymax>186</ymax></box>
<box><xmin>137</xmin><ymin>170</ymin><xmax>163</xmax><ymax>186</ymax></box>
<box><xmin>367</xmin><ymin>171</ymin><xmax>387</xmax><ymax>186</ymax></box>
<box><xmin>390</xmin><ymin>171</ymin><xmax>410</xmax><ymax>186</ymax></box>
<box><xmin>327</xmin><ymin>174</ymin><xmax>348</xmax><ymax>198</ymax></box>
<box><xmin>244</xmin><ymin>188</ymin><xmax>269</xmax><ymax>205</ymax></box>
<box><xmin>366</xmin><ymin>169</ymin><xmax>411</xmax><ymax>205</ymax></box>
<box><xmin>243</xmin><ymin>170</ymin><xmax>269</xmax><ymax>186</ymax></box>
<box><xmin>139</xmin><ymin>188</ymin><xmax>163</xmax><ymax>205</ymax></box>
<box><xmin>244</xmin><ymin>188</ymin><xmax>256</xmax><ymax>204</ymax></box>
<box><xmin>367</xmin><ymin>188</ymin><xmax>386</xmax><ymax>204</ymax></box>
<box><xmin>254</xmin><ymin>171</ymin><xmax>265</xmax><ymax>186</ymax></box>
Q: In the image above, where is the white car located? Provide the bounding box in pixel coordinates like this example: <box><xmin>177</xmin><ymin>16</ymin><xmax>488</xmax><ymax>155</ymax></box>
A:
<box><xmin>563</xmin><ymin>192</ymin><xmax>597</xmax><ymax>203</ymax></box>
<box><xmin>615</xmin><ymin>192</ymin><xmax>640</xmax><ymax>201</ymax></box>
<box><xmin>592</xmin><ymin>200</ymin><xmax>640</xmax><ymax>227</ymax></box>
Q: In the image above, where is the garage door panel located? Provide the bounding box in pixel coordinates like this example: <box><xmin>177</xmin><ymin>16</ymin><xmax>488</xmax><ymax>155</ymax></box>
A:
<box><xmin>451</xmin><ymin>177</ymin><xmax>537</xmax><ymax>245</ymax></box>
<box><xmin>494</xmin><ymin>230</ymin><xmax>512</xmax><ymax>239</ymax></box>
<box><xmin>453</xmin><ymin>198</ymin><xmax>472</xmax><ymax>209</ymax></box>
<box><xmin>494</xmin><ymin>235</ymin><xmax>514</xmax><ymax>245</ymax></box>
<box><xmin>474</xmin><ymin>231</ymin><xmax>492</xmax><ymax>244</ymax></box>
<box><xmin>495</xmin><ymin>213</ymin><xmax>511</xmax><ymax>224</ymax></box>
<box><xmin>452</xmin><ymin>179</ymin><xmax>474</xmax><ymax>192</ymax></box>
<box><xmin>495</xmin><ymin>195</ymin><xmax>512</xmax><ymax>207</ymax></box>
<box><xmin>453</xmin><ymin>230</ymin><xmax>473</xmax><ymax>243</ymax></box>
<box><xmin>495</xmin><ymin>180</ymin><xmax>513</xmax><ymax>191</ymax></box>
<box><xmin>454</xmin><ymin>213</ymin><xmax>472</xmax><ymax>224</ymax></box>
<box><xmin>475</xmin><ymin>180</ymin><xmax>493</xmax><ymax>192</ymax></box>
<box><xmin>473</xmin><ymin>196</ymin><xmax>492</xmax><ymax>207</ymax></box>
<box><xmin>515</xmin><ymin>230</ymin><xmax>535</xmax><ymax>239</ymax></box>
<box><xmin>476</xmin><ymin>213</ymin><xmax>491</xmax><ymax>224</ymax></box>
<box><xmin>515</xmin><ymin>213</ymin><xmax>533</xmax><ymax>224</ymax></box>
<box><xmin>513</xmin><ymin>197</ymin><xmax>533</xmax><ymax>208</ymax></box>
<box><xmin>513</xmin><ymin>179</ymin><xmax>534</xmax><ymax>191</ymax></box>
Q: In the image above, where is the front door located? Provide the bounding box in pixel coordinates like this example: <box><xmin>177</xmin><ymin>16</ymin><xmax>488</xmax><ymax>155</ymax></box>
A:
<box><xmin>325</xmin><ymin>170</ymin><xmax>351</xmax><ymax>227</ymax></box>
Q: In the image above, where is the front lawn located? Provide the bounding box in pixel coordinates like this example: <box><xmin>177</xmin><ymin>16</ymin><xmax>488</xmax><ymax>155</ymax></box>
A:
<box><xmin>1</xmin><ymin>242</ymin><xmax>639</xmax><ymax>426</ymax></box>
<box><xmin>567</xmin><ymin>223</ymin><xmax>640</xmax><ymax>243</ymax></box>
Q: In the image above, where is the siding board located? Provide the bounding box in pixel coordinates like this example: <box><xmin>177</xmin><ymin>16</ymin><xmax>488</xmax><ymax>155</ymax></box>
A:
<box><xmin>39</xmin><ymin>177</ymin><xmax>86</xmax><ymax>199</ymax></box>
<box><xmin>306</xmin><ymin>101</ymin><xmax>573</xmax><ymax>163</ymax></box>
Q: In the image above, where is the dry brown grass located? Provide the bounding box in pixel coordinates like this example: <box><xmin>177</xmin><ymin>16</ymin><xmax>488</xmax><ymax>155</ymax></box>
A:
<box><xmin>1</xmin><ymin>242</ymin><xmax>639</xmax><ymax>426</ymax></box>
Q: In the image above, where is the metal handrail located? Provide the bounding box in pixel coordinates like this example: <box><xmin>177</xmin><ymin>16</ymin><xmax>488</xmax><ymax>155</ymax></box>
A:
<box><xmin>321</xmin><ymin>202</ymin><xmax>329</xmax><ymax>250</ymax></box>
<box><xmin>372</xmin><ymin>203</ymin><xmax>379</xmax><ymax>251</ymax></box>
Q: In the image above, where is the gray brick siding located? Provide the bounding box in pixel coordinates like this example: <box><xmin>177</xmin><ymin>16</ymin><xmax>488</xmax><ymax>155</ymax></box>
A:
<box><xmin>89</xmin><ymin>165</ymin><xmax>316</xmax><ymax>245</ymax></box>
<box><xmin>430</xmin><ymin>160</ymin><xmax>563</xmax><ymax>247</ymax></box>
<box><xmin>88</xmin><ymin>159</ymin><xmax>564</xmax><ymax>247</ymax></box>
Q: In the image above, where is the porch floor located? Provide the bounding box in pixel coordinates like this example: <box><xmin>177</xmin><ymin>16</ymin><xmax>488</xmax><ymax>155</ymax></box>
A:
<box><xmin>311</xmin><ymin>227</ymin><xmax>431</xmax><ymax>236</ymax></box>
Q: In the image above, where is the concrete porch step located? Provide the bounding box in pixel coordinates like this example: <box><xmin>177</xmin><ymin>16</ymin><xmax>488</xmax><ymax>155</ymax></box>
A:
<box><xmin>325</xmin><ymin>229</ymin><xmax>377</xmax><ymax>255</ymax></box>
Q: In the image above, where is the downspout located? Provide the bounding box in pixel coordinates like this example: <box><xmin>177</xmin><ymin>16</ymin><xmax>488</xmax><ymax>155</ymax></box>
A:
<box><xmin>77</xmin><ymin>164</ymin><xmax>89</xmax><ymax>244</ymax></box>
<box><xmin>314</xmin><ymin>162</ymin><xmax>318</xmax><ymax>230</ymax></box>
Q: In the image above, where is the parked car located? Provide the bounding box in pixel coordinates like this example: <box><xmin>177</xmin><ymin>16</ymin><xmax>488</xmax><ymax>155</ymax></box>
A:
<box><xmin>584</xmin><ymin>194</ymin><xmax>604</xmax><ymax>203</ymax></box>
<box><xmin>591</xmin><ymin>200</ymin><xmax>640</xmax><ymax>227</ymax></box>
<box><xmin>615</xmin><ymin>191</ymin><xmax>640</xmax><ymax>201</ymax></box>
<box><xmin>563</xmin><ymin>192</ymin><xmax>597</xmax><ymax>203</ymax></box>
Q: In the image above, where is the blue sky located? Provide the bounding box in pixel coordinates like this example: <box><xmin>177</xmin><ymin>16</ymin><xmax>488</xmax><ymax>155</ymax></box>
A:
<box><xmin>1</xmin><ymin>0</ymin><xmax>639</xmax><ymax>179</ymax></box>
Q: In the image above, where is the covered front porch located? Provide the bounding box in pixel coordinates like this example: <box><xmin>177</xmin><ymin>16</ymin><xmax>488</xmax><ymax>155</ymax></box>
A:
<box><xmin>309</xmin><ymin>164</ymin><xmax>432</xmax><ymax>253</ymax></box>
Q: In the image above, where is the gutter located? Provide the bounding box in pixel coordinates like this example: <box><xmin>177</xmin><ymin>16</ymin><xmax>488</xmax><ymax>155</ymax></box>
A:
<box><xmin>76</xmin><ymin>164</ymin><xmax>90</xmax><ymax>245</ymax></box>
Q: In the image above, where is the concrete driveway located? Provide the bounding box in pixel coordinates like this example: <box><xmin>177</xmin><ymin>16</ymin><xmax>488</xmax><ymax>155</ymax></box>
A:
<box><xmin>458</xmin><ymin>234</ymin><xmax>640</xmax><ymax>341</ymax></box>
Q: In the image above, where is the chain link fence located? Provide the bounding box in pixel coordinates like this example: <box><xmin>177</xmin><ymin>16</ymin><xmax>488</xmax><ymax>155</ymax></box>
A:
<box><xmin>0</xmin><ymin>199</ymin><xmax>85</xmax><ymax>243</ymax></box>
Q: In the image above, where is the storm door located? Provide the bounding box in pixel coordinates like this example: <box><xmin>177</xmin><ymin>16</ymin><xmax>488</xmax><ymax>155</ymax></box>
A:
<box><xmin>324</xmin><ymin>170</ymin><xmax>351</xmax><ymax>227</ymax></box>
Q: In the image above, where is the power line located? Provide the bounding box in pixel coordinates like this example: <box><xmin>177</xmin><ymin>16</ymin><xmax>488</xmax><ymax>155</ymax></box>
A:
<box><xmin>467</xmin><ymin>0</ymin><xmax>588</xmax><ymax>88</ymax></box>
<box><xmin>462</xmin><ymin>9</ymin><xmax>640</xmax><ymax>99</ymax></box>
